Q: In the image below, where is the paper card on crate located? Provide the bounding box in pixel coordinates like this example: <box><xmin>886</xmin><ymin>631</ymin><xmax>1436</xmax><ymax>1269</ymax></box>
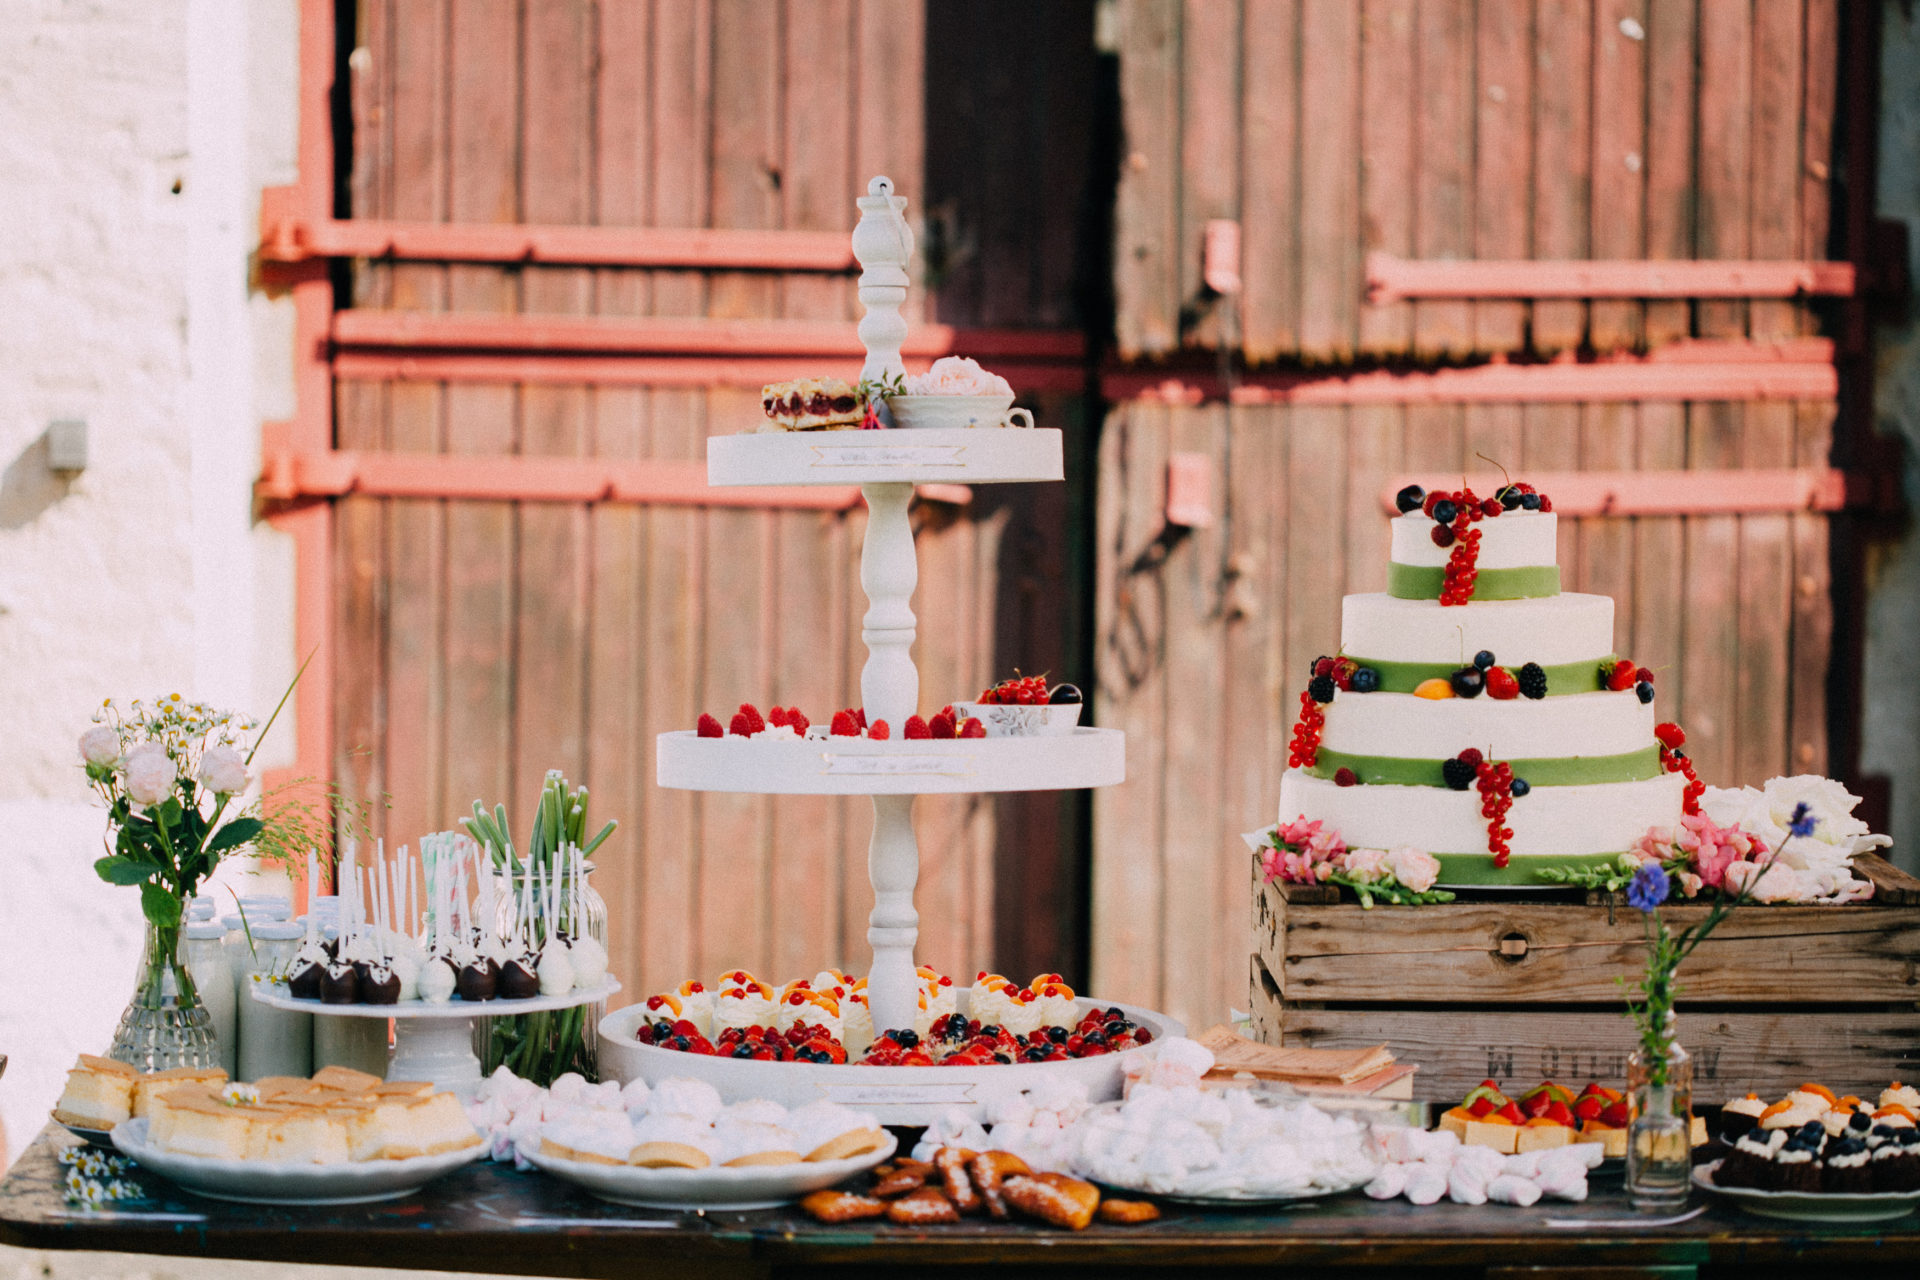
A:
<box><xmin>1195</xmin><ymin>1024</ymin><xmax>1395</xmax><ymax>1084</ymax></box>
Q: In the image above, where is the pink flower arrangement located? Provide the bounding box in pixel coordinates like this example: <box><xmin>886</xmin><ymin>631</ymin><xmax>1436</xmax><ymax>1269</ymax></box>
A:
<box><xmin>1254</xmin><ymin>818</ymin><xmax>1452</xmax><ymax>907</ymax></box>
<box><xmin>1630</xmin><ymin>813</ymin><xmax>1761</xmax><ymax>897</ymax></box>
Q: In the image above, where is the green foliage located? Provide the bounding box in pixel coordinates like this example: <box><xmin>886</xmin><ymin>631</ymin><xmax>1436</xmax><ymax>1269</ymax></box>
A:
<box><xmin>1322</xmin><ymin>870</ymin><xmax>1456</xmax><ymax>909</ymax></box>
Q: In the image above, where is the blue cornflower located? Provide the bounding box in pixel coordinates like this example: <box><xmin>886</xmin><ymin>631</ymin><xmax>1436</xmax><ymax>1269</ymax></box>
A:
<box><xmin>1788</xmin><ymin>801</ymin><xmax>1817</xmax><ymax>839</ymax></box>
<box><xmin>1626</xmin><ymin>861</ymin><xmax>1670</xmax><ymax>912</ymax></box>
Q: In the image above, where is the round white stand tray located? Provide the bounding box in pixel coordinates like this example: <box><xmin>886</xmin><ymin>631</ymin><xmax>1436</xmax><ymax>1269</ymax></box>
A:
<box><xmin>111</xmin><ymin>1117</ymin><xmax>486</xmax><ymax>1206</ymax></box>
<box><xmin>656</xmin><ymin>728</ymin><xmax>1124</xmax><ymax>795</ymax></box>
<box><xmin>599</xmin><ymin>994</ymin><xmax>1184</xmax><ymax>1127</ymax></box>
<box><xmin>250</xmin><ymin>979</ymin><xmax>619</xmax><ymax>1094</ymax></box>
<box><xmin>707</xmin><ymin>427</ymin><xmax>1062</xmax><ymax>487</ymax></box>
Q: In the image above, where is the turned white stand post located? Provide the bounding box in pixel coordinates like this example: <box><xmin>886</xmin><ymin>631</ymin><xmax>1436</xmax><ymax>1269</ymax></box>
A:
<box><xmin>852</xmin><ymin>177</ymin><xmax>924</xmax><ymax>1037</ymax></box>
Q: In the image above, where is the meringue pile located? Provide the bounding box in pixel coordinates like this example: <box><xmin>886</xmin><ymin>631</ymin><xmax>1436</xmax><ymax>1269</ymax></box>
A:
<box><xmin>464</xmin><ymin>1067</ymin><xmax>879</xmax><ymax>1170</ymax></box>
<box><xmin>911</xmin><ymin>1075</ymin><xmax>1094</xmax><ymax>1174</ymax></box>
<box><xmin>1364</xmin><ymin>1126</ymin><xmax>1602</xmax><ymax>1205</ymax></box>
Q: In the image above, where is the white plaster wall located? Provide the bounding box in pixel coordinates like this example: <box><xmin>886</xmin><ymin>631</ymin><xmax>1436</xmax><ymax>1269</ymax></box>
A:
<box><xmin>1864</xmin><ymin>6</ymin><xmax>1920</xmax><ymax>877</ymax></box>
<box><xmin>0</xmin><ymin>0</ymin><xmax>297</xmax><ymax>1165</ymax></box>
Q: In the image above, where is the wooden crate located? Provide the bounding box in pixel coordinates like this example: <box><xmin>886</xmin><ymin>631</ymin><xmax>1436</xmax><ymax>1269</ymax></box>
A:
<box><xmin>1249</xmin><ymin>854</ymin><xmax>1920</xmax><ymax>1104</ymax></box>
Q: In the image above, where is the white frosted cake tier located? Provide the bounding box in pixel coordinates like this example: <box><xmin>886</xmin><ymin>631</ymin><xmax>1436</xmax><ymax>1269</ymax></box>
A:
<box><xmin>1320</xmin><ymin>689</ymin><xmax>1658</xmax><ymax>761</ymax></box>
<box><xmin>1390</xmin><ymin>509</ymin><xmax>1556</xmax><ymax>569</ymax></box>
<box><xmin>707</xmin><ymin>427</ymin><xmax>1063</xmax><ymax>487</ymax></box>
<box><xmin>655</xmin><ymin>727</ymin><xmax>1125</xmax><ymax>795</ymax></box>
<box><xmin>1278</xmin><ymin>768</ymin><xmax>1687</xmax><ymax>884</ymax></box>
<box><xmin>1341</xmin><ymin>592</ymin><xmax>1615</xmax><ymax>666</ymax></box>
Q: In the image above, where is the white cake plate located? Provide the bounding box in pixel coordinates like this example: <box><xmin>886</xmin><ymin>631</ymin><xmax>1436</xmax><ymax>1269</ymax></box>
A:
<box><xmin>523</xmin><ymin>1131</ymin><xmax>898</xmax><ymax>1212</ymax></box>
<box><xmin>707</xmin><ymin>427</ymin><xmax>1061</xmax><ymax>488</ymax></box>
<box><xmin>249</xmin><ymin>979</ymin><xmax>619</xmax><ymax>1095</ymax></box>
<box><xmin>656</xmin><ymin>727</ymin><xmax>1124</xmax><ymax>795</ymax></box>
<box><xmin>112</xmin><ymin>1117</ymin><xmax>486</xmax><ymax>1206</ymax></box>
<box><xmin>599</xmin><ymin>993</ymin><xmax>1184</xmax><ymax>1127</ymax></box>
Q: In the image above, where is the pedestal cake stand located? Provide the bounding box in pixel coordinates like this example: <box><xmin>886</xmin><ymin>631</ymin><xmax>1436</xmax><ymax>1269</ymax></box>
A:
<box><xmin>642</xmin><ymin>177</ymin><xmax>1174</xmax><ymax>1121</ymax></box>
<box><xmin>251</xmin><ymin>979</ymin><xmax>619</xmax><ymax>1095</ymax></box>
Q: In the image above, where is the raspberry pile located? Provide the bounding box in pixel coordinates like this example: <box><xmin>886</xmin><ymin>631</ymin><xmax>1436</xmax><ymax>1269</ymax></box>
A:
<box><xmin>1393</xmin><ymin>480</ymin><xmax>1554</xmax><ymax>608</ymax></box>
<box><xmin>1656</xmin><ymin>721</ymin><xmax>1704</xmax><ymax>816</ymax></box>
<box><xmin>695</xmin><ymin>702</ymin><xmax>988</xmax><ymax>741</ymax></box>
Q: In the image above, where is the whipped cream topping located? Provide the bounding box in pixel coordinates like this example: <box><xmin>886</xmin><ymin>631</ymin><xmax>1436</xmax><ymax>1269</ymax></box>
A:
<box><xmin>904</xmin><ymin>356</ymin><xmax>1013</xmax><ymax>398</ymax></box>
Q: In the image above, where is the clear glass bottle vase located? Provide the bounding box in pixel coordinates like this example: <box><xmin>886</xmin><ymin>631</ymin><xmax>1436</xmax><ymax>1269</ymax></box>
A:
<box><xmin>108</xmin><ymin>917</ymin><xmax>219</xmax><ymax>1072</ymax></box>
<box><xmin>1626</xmin><ymin>1040</ymin><xmax>1694</xmax><ymax>1209</ymax></box>
<box><xmin>480</xmin><ymin>861</ymin><xmax>608</xmax><ymax>1085</ymax></box>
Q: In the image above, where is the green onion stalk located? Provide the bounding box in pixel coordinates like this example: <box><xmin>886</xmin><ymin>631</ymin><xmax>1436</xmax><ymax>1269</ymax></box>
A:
<box><xmin>462</xmin><ymin>770</ymin><xmax>616</xmax><ymax>1085</ymax></box>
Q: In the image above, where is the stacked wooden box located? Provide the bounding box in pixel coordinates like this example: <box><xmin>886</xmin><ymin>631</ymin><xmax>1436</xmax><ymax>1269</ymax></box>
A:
<box><xmin>1250</xmin><ymin>854</ymin><xmax>1920</xmax><ymax>1103</ymax></box>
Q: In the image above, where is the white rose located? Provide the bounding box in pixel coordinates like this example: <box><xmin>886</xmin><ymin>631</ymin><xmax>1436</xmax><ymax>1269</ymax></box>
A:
<box><xmin>122</xmin><ymin>743</ymin><xmax>177</xmax><ymax>808</ymax></box>
<box><xmin>1383</xmin><ymin>846</ymin><xmax>1441</xmax><ymax>894</ymax></box>
<box><xmin>79</xmin><ymin>726</ymin><xmax>121</xmax><ymax>767</ymax></box>
<box><xmin>1700</xmin><ymin>785</ymin><xmax>1788</xmax><ymax>853</ymax></box>
<box><xmin>198</xmin><ymin>744</ymin><xmax>249</xmax><ymax>795</ymax></box>
<box><xmin>1342</xmin><ymin>848</ymin><xmax>1390</xmax><ymax>882</ymax></box>
<box><xmin>1761</xmin><ymin>774</ymin><xmax>1871</xmax><ymax>846</ymax></box>
<box><xmin>1723</xmin><ymin>859</ymin><xmax>1806</xmax><ymax>903</ymax></box>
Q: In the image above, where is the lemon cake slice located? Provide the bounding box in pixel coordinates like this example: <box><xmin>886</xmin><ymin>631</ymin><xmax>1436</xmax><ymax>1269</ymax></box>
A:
<box><xmin>51</xmin><ymin>1055</ymin><xmax>138</xmax><ymax>1130</ymax></box>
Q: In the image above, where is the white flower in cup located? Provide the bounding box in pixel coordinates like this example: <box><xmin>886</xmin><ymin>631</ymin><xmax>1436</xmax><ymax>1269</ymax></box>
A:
<box><xmin>79</xmin><ymin>726</ymin><xmax>121</xmax><ymax>767</ymax></box>
<box><xmin>122</xmin><ymin>742</ymin><xmax>177</xmax><ymax>808</ymax></box>
<box><xmin>198</xmin><ymin>744</ymin><xmax>249</xmax><ymax>795</ymax></box>
<box><xmin>1383</xmin><ymin>846</ymin><xmax>1441</xmax><ymax>893</ymax></box>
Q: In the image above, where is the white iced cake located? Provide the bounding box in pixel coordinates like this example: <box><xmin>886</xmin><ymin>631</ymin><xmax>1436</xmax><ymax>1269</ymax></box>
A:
<box><xmin>1277</xmin><ymin>482</ymin><xmax>1689</xmax><ymax>885</ymax></box>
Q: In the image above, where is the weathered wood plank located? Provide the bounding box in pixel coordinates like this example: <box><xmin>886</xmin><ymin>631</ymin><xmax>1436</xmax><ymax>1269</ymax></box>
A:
<box><xmin>1282</xmin><ymin>406</ymin><xmax>1348</xmax><ymax>713</ymax></box>
<box><xmin>1115</xmin><ymin>0</ymin><xmax>1182</xmax><ymax>358</ymax></box>
<box><xmin>1587</xmin><ymin>0</ymin><xmax>1644</xmax><ymax>352</ymax></box>
<box><xmin>1410</xmin><ymin>0</ymin><xmax>1473</xmax><ymax>359</ymax></box>
<box><xmin>1254</xmin><ymin>872</ymin><xmax>1920</xmax><ymax>1006</ymax></box>
<box><xmin>1522</xmin><ymin>404</ymin><xmax>1581</xmax><ymax>575</ymax></box>
<box><xmin>1857</xmin><ymin>854</ymin><xmax>1920</xmax><ymax>907</ymax></box>
<box><xmin>707</xmin><ymin>0</ymin><xmax>780</xmax><ymax>323</ymax></box>
<box><xmin>1240</xmin><ymin>0</ymin><xmax>1299</xmax><ymax>362</ymax></box>
<box><xmin>1631</xmin><ymin>401</ymin><xmax>1686</xmax><ymax>717</ymax></box>
<box><xmin>1573</xmin><ymin>403</ymin><xmax>1635</xmax><ymax>618</ymax></box>
<box><xmin>854</xmin><ymin>0</ymin><xmax>924</xmax><ymax>324</ymax></box>
<box><xmin>1473</xmin><ymin>0</ymin><xmax>1531</xmax><ymax>353</ymax></box>
<box><xmin>1641</xmin><ymin>0</ymin><xmax>1696</xmax><ymax>347</ymax></box>
<box><xmin>1680</xmin><ymin>403</ymin><xmax>1742</xmax><ymax>785</ymax></box>
<box><xmin>1179</xmin><ymin>0</ymin><xmax>1241</xmax><ymax>351</ymax></box>
<box><xmin>1256</xmin><ymin>979</ymin><xmax>1920</xmax><ymax>1104</ymax></box>
<box><xmin>1529</xmin><ymin>0</ymin><xmax>1590</xmax><ymax>355</ymax></box>
<box><xmin>1800</xmin><ymin>0</ymin><xmax>1839</xmax><ymax>338</ymax></box>
<box><xmin>1789</xmin><ymin>400</ymin><xmax>1834</xmax><ymax>776</ymax></box>
<box><xmin>1162</xmin><ymin>404</ymin><xmax>1230</xmax><ymax>1030</ymax></box>
<box><xmin>1343</xmin><ymin>404</ymin><xmax>1401</xmax><ymax>597</ymax></box>
<box><xmin>1092</xmin><ymin>402</ymin><xmax>1172</xmax><ymax>1010</ymax></box>
<box><xmin>1357</xmin><ymin>0</ymin><xmax>1415</xmax><ymax>355</ymax></box>
<box><xmin>1734</xmin><ymin>402</ymin><xmax>1794</xmax><ymax>785</ymax></box>
<box><xmin>1748</xmin><ymin>0</ymin><xmax>1804</xmax><ymax>343</ymax></box>
<box><xmin>1297</xmin><ymin>0</ymin><xmax>1360</xmax><ymax>361</ymax></box>
<box><xmin>1695</xmin><ymin>0</ymin><xmax>1752</xmax><ymax>338</ymax></box>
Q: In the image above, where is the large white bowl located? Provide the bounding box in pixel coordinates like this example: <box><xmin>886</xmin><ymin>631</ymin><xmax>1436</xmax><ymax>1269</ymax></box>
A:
<box><xmin>111</xmin><ymin>1117</ymin><xmax>486</xmax><ymax>1205</ymax></box>
<box><xmin>599</xmin><ymin>991</ymin><xmax>1183</xmax><ymax>1126</ymax></box>
<box><xmin>522</xmin><ymin>1130</ymin><xmax>898</xmax><ymax>1211</ymax></box>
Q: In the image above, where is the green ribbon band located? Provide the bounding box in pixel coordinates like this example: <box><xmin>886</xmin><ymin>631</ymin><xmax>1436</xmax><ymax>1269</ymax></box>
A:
<box><xmin>1434</xmin><ymin>852</ymin><xmax>1631</xmax><ymax>886</ymax></box>
<box><xmin>1387</xmin><ymin>563</ymin><xmax>1562</xmax><ymax>601</ymax></box>
<box><xmin>1308</xmin><ymin>744</ymin><xmax>1663</xmax><ymax>788</ymax></box>
<box><xmin>1341</xmin><ymin>656</ymin><xmax>1612</xmax><ymax>696</ymax></box>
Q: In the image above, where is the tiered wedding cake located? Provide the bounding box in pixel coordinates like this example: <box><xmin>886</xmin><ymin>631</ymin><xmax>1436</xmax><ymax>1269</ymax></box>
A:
<box><xmin>1276</xmin><ymin>482</ymin><xmax>1690</xmax><ymax>887</ymax></box>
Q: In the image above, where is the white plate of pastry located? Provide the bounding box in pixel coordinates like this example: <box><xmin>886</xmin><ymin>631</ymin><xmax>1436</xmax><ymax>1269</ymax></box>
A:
<box><xmin>523</xmin><ymin>1116</ymin><xmax>896</xmax><ymax>1211</ymax></box>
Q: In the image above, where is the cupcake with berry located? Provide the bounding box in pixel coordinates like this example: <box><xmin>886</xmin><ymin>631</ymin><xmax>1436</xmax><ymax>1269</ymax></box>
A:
<box><xmin>1719</xmin><ymin>1092</ymin><xmax>1768</xmax><ymax>1142</ymax></box>
<box><xmin>1715</xmin><ymin>1125</ymin><xmax>1789</xmax><ymax>1189</ymax></box>
<box><xmin>1871</xmin><ymin>1124</ymin><xmax>1920</xmax><ymax>1192</ymax></box>
<box><xmin>1823</xmin><ymin>1133</ymin><xmax>1875</xmax><ymax>1192</ymax></box>
<box><xmin>1770</xmin><ymin>1121</ymin><xmax>1827</xmax><ymax>1192</ymax></box>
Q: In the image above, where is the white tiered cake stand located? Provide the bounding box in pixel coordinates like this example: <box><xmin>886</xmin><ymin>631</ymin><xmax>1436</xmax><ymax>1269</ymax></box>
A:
<box><xmin>639</xmin><ymin>177</ymin><xmax>1169</xmax><ymax>1122</ymax></box>
<box><xmin>251</xmin><ymin>979</ymin><xmax>619</xmax><ymax>1095</ymax></box>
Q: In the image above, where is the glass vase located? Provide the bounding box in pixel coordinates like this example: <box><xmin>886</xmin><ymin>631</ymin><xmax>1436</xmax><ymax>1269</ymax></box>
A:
<box><xmin>1626</xmin><ymin>1041</ymin><xmax>1694</xmax><ymax>1209</ymax></box>
<box><xmin>480</xmin><ymin>861</ymin><xmax>608</xmax><ymax>1085</ymax></box>
<box><xmin>108</xmin><ymin>916</ymin><xmax>218</xmax><ymax>1072</ymax></box>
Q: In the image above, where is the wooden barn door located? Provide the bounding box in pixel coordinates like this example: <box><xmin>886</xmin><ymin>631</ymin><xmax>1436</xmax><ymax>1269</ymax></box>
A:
<box><xmin>1092</xmin><ymin>0</ymin><xmax>1885</xmax><ymax>1032</ymax></box>
<box><xmin>260</xmin><ymin>0</ymin><xmax>1103</xmax><ymax>1005</ymax></box>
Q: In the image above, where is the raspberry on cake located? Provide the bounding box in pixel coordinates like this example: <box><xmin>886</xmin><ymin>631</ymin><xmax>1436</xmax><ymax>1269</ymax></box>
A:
<box><xmin>760</xmin><ymin>377</ymin><xmax>866</xmax><ymax>431</ymax></box>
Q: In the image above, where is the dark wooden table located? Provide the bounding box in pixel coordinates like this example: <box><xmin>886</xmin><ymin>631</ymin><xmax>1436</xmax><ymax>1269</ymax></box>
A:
<box><xmin>4</xmin><ymin>1127</ymin><xmax>1918</xmax><ymax>1278</ymax></box>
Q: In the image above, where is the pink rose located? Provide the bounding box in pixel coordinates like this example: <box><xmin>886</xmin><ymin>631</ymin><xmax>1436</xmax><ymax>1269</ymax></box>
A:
<box><xmin>122</xmin><ymin>742</ymin><xmax>176</xmax><ymax>808</ymax></box>
<box><xmin>1382</xmin><ymin>846</ymin><xmax>1441</xmax><ymax>894</ymax></box>
<box><xmin>1342</xmin><ymin>848</ymin><xmax>1390</xmax><ymax>882</ymax></box>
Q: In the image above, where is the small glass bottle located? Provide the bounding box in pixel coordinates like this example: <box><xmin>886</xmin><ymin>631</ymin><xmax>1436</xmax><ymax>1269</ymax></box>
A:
<box><xmin>237</xmin><ymin>920</ymin><xmax>312</xmax><ymax>1081</ymax></box>
<box><xmin>182</xmin><ymin>920</ymin><xmax>237</xmax><ymax>1079</ymax></box>
<box><xmin>1626</xmin><ymin>1039</ymin><xmax>1695</xmax><ymax>1209</ymax></box>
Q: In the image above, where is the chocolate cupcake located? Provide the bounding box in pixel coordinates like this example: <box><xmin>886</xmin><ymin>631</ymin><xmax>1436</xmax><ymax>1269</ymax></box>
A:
<box><xmin>1872</xmin><ymin>1127</ymin><xmax>1920</xmax><ymax>1192</ymax></box>
<box><xmin>1771</xmin><ymin>1123</ymin><xmax>1825</xmax><ymax>1192</ymax></box>
<box><xmin>1824</xmin><ymin>1134</ymin><xmax>1873</xmax><ymax>1192</ymax></box>
<box><xmin>321</xmin><ymin>960</ymin><xmax>361</xmax><ymax>1004</ymax></box>
<box><xmin>362</xmin><ymin>962</ymin><xmax>402</xmax><ymax>1005</ymax></box>
<box><xmin>1716</xmin><ymin>1127</ymin><xmax>1785</xmax><ymax>1188</ymax></box>
<box><xmin>498</xmin><ymin>953</ymin><xmax>540</xmax><ymax>1000</ymax></box>
<box><xmin>1719</xmin><ymin>1093</ymin><xmax>1767</xmax><ymax>1143</ymax></box>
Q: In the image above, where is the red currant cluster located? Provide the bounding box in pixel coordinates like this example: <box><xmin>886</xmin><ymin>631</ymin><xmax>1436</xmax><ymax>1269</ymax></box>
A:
<box><xmin>1655</xmin><ymin>721</ymin><xmax>1704</xmax><ymax>815</ymax></box>
<box><xmin>1473</xmin><ymin>752</ymin><xmax>1517</xmax><ymax>867</ymax></box>
<box><xmin>1422</xmin><ymin>488</ymin><xmax>1486</xmax><ymax>606</ymax></box>
<box><xmin>1288</xmin><ymin>688</ymin><xmax>1326</xmax><ymax>768</ymax></box>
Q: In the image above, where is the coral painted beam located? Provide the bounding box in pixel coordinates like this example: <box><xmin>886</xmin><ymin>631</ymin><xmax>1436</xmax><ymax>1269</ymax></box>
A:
<box><xmin>1366</xmin><ymin>253</ymin><xmax>1856</xmax><ymax>303</ymax></box>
